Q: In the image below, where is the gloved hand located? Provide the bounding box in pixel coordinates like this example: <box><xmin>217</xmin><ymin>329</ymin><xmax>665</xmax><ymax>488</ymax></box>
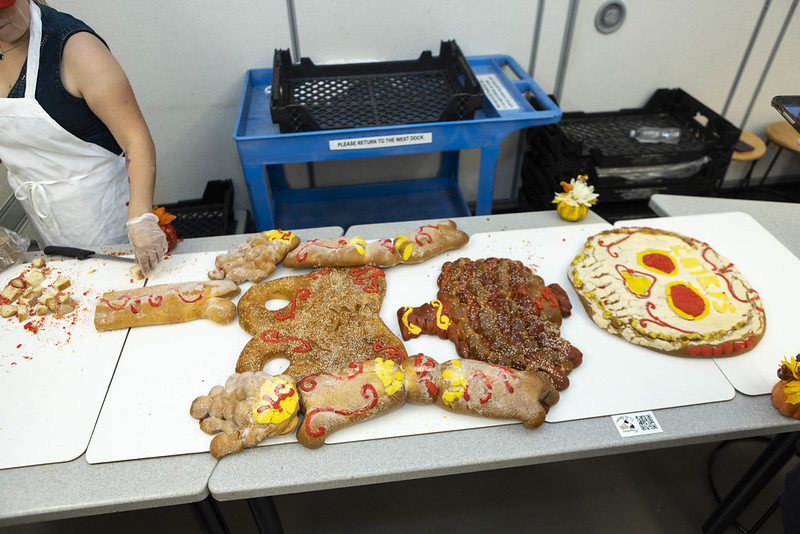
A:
<box><xmin>126</xmin><ymin>213</ymin><xmax>168</xmax><ymax>277</ymax></box>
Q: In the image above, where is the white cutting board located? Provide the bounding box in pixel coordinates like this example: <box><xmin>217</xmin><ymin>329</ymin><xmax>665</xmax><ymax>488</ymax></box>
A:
<box><xmin>88</xmin><ymin>223</ymin><xmax>737</xmax><ymax>463</ymax></box>
<box><xmin>86</xmin><ymin>251</ymin><xmax>258</xmax><ymax>464</ymax></box>
<box><xmin>620</xmin><ymin>212</ymin><xmax>800</xmax><ymax>395</ymax></box>
<box><xmin>0</xmin><ymin>255</ymin><xmax>142</xmax><ymax>469</ymax></box>
<box><xmin>381</xmin><ymin>223</ymin><xmax>736</xmax><ymax>424</ymax></box>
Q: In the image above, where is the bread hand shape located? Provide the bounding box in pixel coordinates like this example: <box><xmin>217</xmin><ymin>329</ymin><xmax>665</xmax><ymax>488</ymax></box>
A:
<box><xmin>208</xmin><ymin>229</ymin><xmax>300</xmax><ymax>284</ymax></box>
<box><xmin>190</xmin><ymin>371</ymin><xmax>300</xmax><ymax>458</ymax></box>
<box><xmin>193</xmin><ymin>354</ymin><xmax>558</xmax><ymax>455</ymax></box>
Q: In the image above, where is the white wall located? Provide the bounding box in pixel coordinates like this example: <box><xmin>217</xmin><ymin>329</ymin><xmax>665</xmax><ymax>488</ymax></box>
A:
<box><xmin>2</xmin><ymin>0</ymin><xmax>800</xmax><ymax>223</ymax></box>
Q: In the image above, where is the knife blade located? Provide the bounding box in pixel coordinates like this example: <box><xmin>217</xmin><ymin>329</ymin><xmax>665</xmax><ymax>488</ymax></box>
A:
<box><xmin>43</xmin><ymin>246</ymin><xmax>135</xmax><ymax>263</ymax></box>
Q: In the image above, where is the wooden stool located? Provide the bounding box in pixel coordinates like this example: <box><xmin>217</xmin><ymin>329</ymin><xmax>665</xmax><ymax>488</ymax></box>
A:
<box><xmin>732</xmin><ymin>130</ymin><xmax>767</xmax><ymax>162</ymax></box>
<box><xmin>760</xmin><ymin>121</ymin><xmax>800</xmax><ymax>186</ymax></box>
<box><xmin>734</xmin><ymin>131</ymin><xmax>768</xmax><ymax>189</ymax></box>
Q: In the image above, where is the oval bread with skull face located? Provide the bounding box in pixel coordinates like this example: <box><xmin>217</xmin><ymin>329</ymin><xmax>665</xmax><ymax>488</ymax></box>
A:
<box><xmin>568</xmin><ymin>227</ymin><xmax>766</xmax><ymax>357</ymax></box>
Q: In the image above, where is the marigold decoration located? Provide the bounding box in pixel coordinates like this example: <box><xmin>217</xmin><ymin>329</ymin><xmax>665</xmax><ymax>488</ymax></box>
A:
<box><xmin>771</xmin><ymin>354</ymin><xmax>800</xmax><ymax>420</ymax></box>
<box><xmin>779</xmin><ymin>355</ymin><xmax>800</xmax><ymax>402</ymax></box>
<box><xmin>152</xmin><ymin>205</ymin><xmax>178</xmax><ymax>251</ymax></box>
<box><xmin>552</xmin><ymin>175</ymin><xmax>599</xmax><ymax>222</ymax></box>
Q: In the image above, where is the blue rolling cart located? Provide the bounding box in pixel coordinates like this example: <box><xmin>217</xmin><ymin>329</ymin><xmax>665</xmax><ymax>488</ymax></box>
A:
<box><xmin>233</xmin><ymin>54</ymin><xmax>561</xmax><ymax>231</ymax></box>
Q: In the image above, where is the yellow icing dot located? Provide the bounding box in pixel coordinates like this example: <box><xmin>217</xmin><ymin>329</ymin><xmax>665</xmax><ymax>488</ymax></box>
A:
<box><xmin>441</xmin><ymin>365</ymin><xmax>466</xmax><ymax>405</ymax></box>
<box><xmin>374</xmin><ymin>358</ymin><xmax>404</xmax><ymax>396</ymax></box>
<box><xmin>620</xmin><ymin>270</ymin><xmax>653</xmax><ymax>296</ymax></box>
<box><xmin>252</xmin><ymin>377</ymin><xmax>298</xmax><ymax>425</ymax></box>
<box><xmin>393</xmin><ymin>236</ymin><xmax>413</xmax><ymax>261</ymax></box>
<box><xmin>349</xmin><ymin>236</ymin><xmax>366</xmax><ymax>255</ymax></box>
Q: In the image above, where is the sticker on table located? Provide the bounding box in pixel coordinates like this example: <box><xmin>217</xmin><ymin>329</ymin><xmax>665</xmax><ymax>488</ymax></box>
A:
<box><xmin>329</xmin><ymin>133</ymin><xmax>432</xmax><ymax>151</ymax></box>
<box><xmin>612</xmin><ymin>411</ymin><xmax>663</xmax><ymax>437</ymax></box>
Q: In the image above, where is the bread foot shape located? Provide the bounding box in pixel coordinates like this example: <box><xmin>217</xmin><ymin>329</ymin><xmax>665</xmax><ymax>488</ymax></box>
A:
<box><xmin>190</xmin><ymin>371</ymin><xmax>300</xmax><ymax>458</ymax></box>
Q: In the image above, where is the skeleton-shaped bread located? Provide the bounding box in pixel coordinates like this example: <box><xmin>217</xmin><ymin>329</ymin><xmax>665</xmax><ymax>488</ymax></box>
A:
<box><xmin>236</xmin><ymin>267</ymin><xmax>407</xmax><ymax>380</ymax></box>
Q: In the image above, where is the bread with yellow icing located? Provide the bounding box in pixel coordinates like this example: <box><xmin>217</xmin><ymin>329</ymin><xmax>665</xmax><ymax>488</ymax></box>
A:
<box><xmin>435</xmin><ymin>359</ymin><xmax>558</xmax><ymax>429</ymax></box>
<box><xmin>208</xmin><ymin>229</ymin><xmax>300</xmax><ymax>284</ymax></box>
<box><xmin>282</xmin><ymin>220</ymin><xmax>468</xmax><ymax>268</ymax></box>
<box><xmin>190</xmin><ymin>371</ymin><xmax>300</xmax><ymax>458</ymax></box>
<box><xmin>568</xmin><ymin>227</ymin><xmax>766</xmax><ymax>357</ymax></box>
<box><xmin>283</xmin><ymin>237</ymin><xmax>401</xmax><ymax>268</ymax></box>
<box><xmin>296</xmin><ymin>358</ymin><xmax>406</xmax><ymax>449</ymax></box>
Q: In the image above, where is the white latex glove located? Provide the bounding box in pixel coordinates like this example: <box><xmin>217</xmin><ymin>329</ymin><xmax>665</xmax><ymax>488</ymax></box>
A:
<box><xmin>126</xmin><ymin>213</ymin><xmax>168</xmax><ymax>277</ymax></box>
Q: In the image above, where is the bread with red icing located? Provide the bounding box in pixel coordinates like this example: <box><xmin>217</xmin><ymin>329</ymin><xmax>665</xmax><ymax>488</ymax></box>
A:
<box><xmin>94</xmin><ymin>280</ymin><xmax>239</xmax><ymax>331</ymax></box>
<box><xmin>569</xmin><ymin>227</ymin><xmax>766</xmax><ymax>357</ymax></box>
<box><xmin>282</xmin><ymin>220</ymin><xmax>468</xmax><ymax>268</ymax></box>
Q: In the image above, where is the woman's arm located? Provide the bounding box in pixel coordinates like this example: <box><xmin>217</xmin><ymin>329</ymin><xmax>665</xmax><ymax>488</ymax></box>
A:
<box><xmin>60</xmin><ymin>31</ymin><xmax>156</xmax><ymax>221</ymax></box>
<box><xmin>59</xmin><ymin>31</ymin><xmax>166</xmax><ymax>275</ymax></box>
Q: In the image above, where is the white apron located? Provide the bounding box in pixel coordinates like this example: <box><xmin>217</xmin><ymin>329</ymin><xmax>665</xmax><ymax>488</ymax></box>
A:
<box><xmin>0</xmin><ymin>1</ymin><xmax>128</xmax><ymax>248</ymax></box>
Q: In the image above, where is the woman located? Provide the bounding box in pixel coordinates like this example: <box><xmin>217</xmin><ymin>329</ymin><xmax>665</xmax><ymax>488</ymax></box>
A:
<box><xmin>0</xmin><ymin>0</ymin><xmax>166</xmax><ymax>275</ymax></box>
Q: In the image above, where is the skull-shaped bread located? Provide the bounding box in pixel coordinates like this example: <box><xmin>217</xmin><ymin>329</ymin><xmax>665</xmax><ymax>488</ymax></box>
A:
<box><xmin>568</xmin><ymin>227</ymin><xmax>766</xmax><ymax>357</ymax></box>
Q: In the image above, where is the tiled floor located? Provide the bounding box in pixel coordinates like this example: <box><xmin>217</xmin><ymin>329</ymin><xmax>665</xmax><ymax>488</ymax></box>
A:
<box><xmin>2</xmin><ymin>437</ymin><xmax>796</xmax><ymax>533</ymax></box>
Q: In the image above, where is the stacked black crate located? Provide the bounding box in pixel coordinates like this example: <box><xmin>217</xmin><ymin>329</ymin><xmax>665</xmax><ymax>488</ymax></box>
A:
<box><xmin>521</xmin><ymin>89</ymin><xmax>740</xmax><ymax>215</ymax></box>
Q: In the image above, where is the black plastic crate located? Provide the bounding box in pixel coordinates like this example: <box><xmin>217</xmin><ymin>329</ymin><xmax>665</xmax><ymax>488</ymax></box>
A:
<box><xmin>522</xmin><ymin>88</ymin><xmax>740</xmax><ymax>206</ymax></box>
<box><xmin>270</xmin><ymin>40</ymin><xmax>485</xmax><ymax>133</ymax></box>
<box><xmin>161</xmin><ymin>179</ymin><xmax>235</xmax><ymax>238</ymax></box>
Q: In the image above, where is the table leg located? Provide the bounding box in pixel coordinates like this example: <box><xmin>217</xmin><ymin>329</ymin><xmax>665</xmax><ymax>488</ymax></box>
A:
<box><xmin>758</xmin><ymin>145</ymin><xmax>784</xmax><ymax>188</ymax></box>
<box><xmin>702</xmin><ymin>431</ymin><xmax>800</xmax><ymax>534</ymax></box>
<box><xmin>190</xmin><ymin>496</ymin><xmax>231</xmax><ymax>534</ymax></box>
<box><xmin>739</xmin><ymin>141</ymin><xmax>770</xmax><ymax>190</ymax></box>
<box><xmin>247</xmin><ymin>496</ymin><xmax>285</xmax><ymax>534</ymax></box>
<box><xmin>475</xmin><ymin>146</ymin><xmax>500</xmax><ymax>215</ymax></box>
<box><xmin>243</xmin><ymin>165</ymin><xmax>275</xmax><ymax>231</ymax></box>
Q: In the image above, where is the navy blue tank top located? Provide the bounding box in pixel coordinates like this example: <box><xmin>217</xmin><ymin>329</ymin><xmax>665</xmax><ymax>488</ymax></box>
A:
<box><xmin>8</xmin><ymin>5</ymin><xmax>122</xmax><ymax>155</ymax></box>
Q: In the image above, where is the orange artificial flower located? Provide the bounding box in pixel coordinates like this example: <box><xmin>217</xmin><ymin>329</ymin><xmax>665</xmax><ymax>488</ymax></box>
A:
<box><xmin>152</xmin><ymin>205</ymin><xmax>177</xmax><ymax>228</ymax></box>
